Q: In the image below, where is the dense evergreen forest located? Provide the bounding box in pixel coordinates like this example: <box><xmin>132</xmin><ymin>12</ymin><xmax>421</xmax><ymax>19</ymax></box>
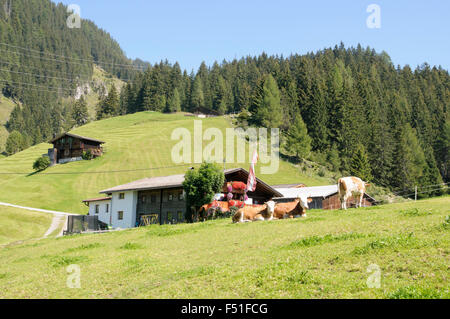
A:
<box><xmin>0</xmin><ymin>0</ymin><xmax>142</xmax><ymax>145</ymax></box>
<box><xmin>119</xmin><ymin>45</ymin><xmax>449</xmax><ymax>193</ymax></box>
<box><xmin>0</xmin><ymin>0</ymin><xmax>448</xmax><ymax>195</ymax></box>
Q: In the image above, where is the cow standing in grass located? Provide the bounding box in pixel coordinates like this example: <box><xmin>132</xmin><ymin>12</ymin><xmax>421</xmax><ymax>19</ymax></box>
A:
<box><xmin>338</xmin><ymin>177</ymin><xmax>370</xmax><ymax>210</ymax></box>
<box><xmin>232</xmin><ymin>201</ymin><xmax>275</xmax><ymax>223</ymax></box>
<box><xmin>273</xmin><ymin>194</ymin><xmax>312</xmax><ymax>219</ymax></box>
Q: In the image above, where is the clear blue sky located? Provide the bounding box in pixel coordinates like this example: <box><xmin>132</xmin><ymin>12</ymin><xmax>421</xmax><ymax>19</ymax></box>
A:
<box><xmin>57</xmin><ymin>0</ymin><xmax>449</xmax><ymax>72</ymax></box>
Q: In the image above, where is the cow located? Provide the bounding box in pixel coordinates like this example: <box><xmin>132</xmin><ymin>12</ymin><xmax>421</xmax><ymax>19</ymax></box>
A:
<box><xmin>273</xmin><ymin>194</ymin><xmax>312</xmax><ymax>219</ymax></box>
<box><xmin>232</xmin><ymin>201</ymin><xmax>275</xmax><ymax>223</ymax></box>
<box><xmin>338</xmin><ymin>177</ymin><xmax>370</xmax><ymax>210</ymax></box>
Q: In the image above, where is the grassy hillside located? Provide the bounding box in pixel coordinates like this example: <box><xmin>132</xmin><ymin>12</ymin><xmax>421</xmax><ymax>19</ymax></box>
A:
<box><xmin>0</xmin><ymin>95</ymin><xmax>17</xmax><ymax>152</ymax></box>
<box><xmin>0</xmin><ymin>112</ymin><xmax>331</xmax><ymax>214</ymax></box>
<box><xmin>0</xmin><ymin>206</ymin><xmax>52</xmax><ymax>245</ymax></box>
<box><xmin>0</xmin><ymin>196</ymin><xmax>448</xmax><ymax>298</ymax></box>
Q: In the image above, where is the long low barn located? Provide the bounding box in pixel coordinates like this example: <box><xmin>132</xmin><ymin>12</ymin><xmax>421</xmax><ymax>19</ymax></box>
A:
<box><xmin>83</xmin><ymin>168</ymin><xmax>282</xmax><ymax>229</ymax></box>
<box><xmin>272</xmin><ymin>185</ymin><xmax>376</xmax><ymax>210</ymax></box>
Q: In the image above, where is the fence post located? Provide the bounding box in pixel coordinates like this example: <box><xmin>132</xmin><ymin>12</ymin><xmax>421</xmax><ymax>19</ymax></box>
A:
<box><xmin>414</xmin><ymin>186</ymin><xmax>418</xmax><ymax>201</ymax></box>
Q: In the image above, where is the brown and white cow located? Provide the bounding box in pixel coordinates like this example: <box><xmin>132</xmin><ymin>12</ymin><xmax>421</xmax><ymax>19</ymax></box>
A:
<box><xmin>232</xmin><ymin>201</ymin><xmax>275</xmax><ymax>223</ymax></box>
<box><xmin>338</xmin><ymin>177</ymin><xmax>370</xmax><ymax>210</ymax></box>
<box><xmin>273</xmin><ymin>194</ymin><xmax>312</xmax><ymax>219</ymax></box>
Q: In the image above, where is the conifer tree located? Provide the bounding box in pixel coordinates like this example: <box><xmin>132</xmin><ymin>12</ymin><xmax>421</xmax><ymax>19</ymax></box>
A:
<box><xmin>350</xmin><ymin>144</ymin><xmax>373</xmax><ymax>182</ymax></box>
<box><xmin>252</xmin><ymin>74</ymin><xmax>283</xmax><ymax>129</ymax></box>
<box><xmin>165</xmin><ymin>88</ymin><xmax>181</xmax><ymax>113</ymax></box>
<box><xmin>96</xmin><ymin>85</ymin><xmax>119</xmax><ymax>120</ymax></box>
<box><xmin>191</xmin><ymin>76</ymin><xmax>205</xmax><ymax>111</ymax></box>
<box><xmin>284</xmin><ymin>115</ymin><xmax>312</xmax><ymax>161</ymax></box>
<box><xmin>71</xmin><ymin>96</ymin><xmax>89</xmax><ymax>127</ymax></box>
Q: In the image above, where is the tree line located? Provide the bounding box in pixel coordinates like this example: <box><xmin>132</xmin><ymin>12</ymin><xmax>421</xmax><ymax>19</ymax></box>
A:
<box><xmin>113</xmin><ymin>44</ymin><xmax>449</xmax><ymax>195</ymax></box>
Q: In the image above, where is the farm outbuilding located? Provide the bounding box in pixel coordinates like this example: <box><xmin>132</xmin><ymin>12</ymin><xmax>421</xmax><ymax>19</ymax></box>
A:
<box><xmin>88</xmin><ymin>168</ymin><xmax>282</xmax><ymax>228</ymax></box>
<box><xmin>273</xmin><ymin>185</ymin><xmax>376</xmax><ymax>210</ymax></box>
<box><xmin>48</xmin><ymin>133</ymin><xmax>105</xmax><ymax>165</ymax></box>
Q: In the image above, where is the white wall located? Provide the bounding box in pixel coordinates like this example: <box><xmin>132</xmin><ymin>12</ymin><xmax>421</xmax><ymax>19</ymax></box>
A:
<box><xmin>110</xmin><ymin>191</ymin><xmax>137</xmax><ymax>229</ymax></box>
<box><xmin>88</xmin><ymin>200</ymin><xmax>111</xmax><ymax>226</ymax></box>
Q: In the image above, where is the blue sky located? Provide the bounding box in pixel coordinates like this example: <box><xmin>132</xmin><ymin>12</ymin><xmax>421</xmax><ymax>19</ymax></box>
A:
<box><xmin>57</xmin><ymin>0</ymin><xmax>449</xmax><ymax>72</ymax></box>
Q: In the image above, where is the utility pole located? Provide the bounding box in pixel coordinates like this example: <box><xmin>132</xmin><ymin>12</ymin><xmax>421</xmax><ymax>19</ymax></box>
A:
<box><xmin>414</xmin><ymin>186</ymin><xmax>418</xmax><ymax>202</ymax></box>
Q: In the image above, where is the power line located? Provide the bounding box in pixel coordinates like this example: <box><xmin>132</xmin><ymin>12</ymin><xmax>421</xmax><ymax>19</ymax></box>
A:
<box><xmin>0</xmin><ymin>44</ymin><xmax>148</xmax><ymax>72</ymax></box>
<box><xmin>0</xmin><ymin>68</ymin><xmax>87</xmax><ymax>83</ymax></box>
<box><xmin>0</xmin><ymin>42</ymin><xmax>149</xmax><ymax>70</ymax></box>
<box><xmin>0</xmin><ymin>79</ymin><xmax>73</xmax><ymax>92</ymax></box>
<box><xmin>0</xmin><ymin>163</ymin><xmax>198</xmax><ymax>176</ymax></box>
<box><xmin>0</xmin><ymin>59</ymin><xmax>135</xmax><ymax>82</ymax></box>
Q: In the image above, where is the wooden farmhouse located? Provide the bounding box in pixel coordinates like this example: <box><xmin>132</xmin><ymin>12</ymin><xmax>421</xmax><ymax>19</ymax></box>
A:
<box><xmin>48</xmin><ymin>133</ymin><xmax>105</xmax><ymax>165</ymax></box>
<box><xmin>273</xmin><ymin>185</ymin><xmax>376</xmax><ymax>210</ymax></box>
<box><xmin>82</xmin><ymin>168</ymin><xmax>282</xmax><ymax>229</ymax></box>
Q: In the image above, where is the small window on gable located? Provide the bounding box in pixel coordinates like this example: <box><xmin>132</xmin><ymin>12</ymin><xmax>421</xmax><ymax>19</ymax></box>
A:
<box><xmin>119</xmin><ymin>193</ymin><xmax>125</xmax><ymax>200</ymax></box>
<box><xmin>106</xmin><ymin>204</ymin><xmax>109</xmax><ymax>213</ymax></box>
<box><xmin>95</xmin><ymin>205</ymin><xmax>99</xmax><ymax>214</ymax></box>
<box><xmin>118</xmin><ymin>211</ymin><xmax>124</xmax><ymax>220</ymax></box>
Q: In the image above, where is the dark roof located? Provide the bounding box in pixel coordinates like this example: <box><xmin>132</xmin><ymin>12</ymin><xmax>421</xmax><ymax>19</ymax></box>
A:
<box><xmin>82</xmin><ymin>197</ymin><xmax>111</xmax><ymax>203</ymax></box>
<box><xmin>100</xmin><ymin>167</ymin><xmax>283</xmax><ymax>197</ymax></box>
<box><xmin>50</xmin><ymin>132</ymin><xmax>105</xmax><ymax>144</ymax></box>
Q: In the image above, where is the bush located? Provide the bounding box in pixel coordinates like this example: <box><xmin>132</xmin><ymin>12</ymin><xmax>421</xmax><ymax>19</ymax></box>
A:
<box><xmin>82</xmin><ymin>149</ymin><xmax>93</xmax><ymax>160</ymax></box>
<box><xmin>32</xmin><ymin>156</ymin><xmax>50</xmax><ymax>172</ymax></box>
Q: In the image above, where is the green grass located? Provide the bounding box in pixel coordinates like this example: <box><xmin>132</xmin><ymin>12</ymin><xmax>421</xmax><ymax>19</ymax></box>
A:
<box><xmin>0</xmin><ymin>95</ymin><xmax>17</xmax><ymax>152</ymax></box>
<box><xmin>0</xmin><ymin>111</ymin><xmax>331</xmax><ymax>214</ymax></box>
<box><xmin>0</xmin><ymin>206</ymin><xmax>52</xmax><ymax>245</ymax></box>
<box><xmin>0</xmin><ymin>196</ymin><xmax>448</xmax><ymax>298</ymax></box>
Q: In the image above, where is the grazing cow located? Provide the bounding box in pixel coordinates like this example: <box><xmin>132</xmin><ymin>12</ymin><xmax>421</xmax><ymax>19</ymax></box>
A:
<box><xmin>232</xmin><ymin>201</ymin><xmax>275</xmax><ymax>223</ymax></box>
<box><xmin>273</xmin><ymin>194</ymin><xmax>312</xmax><ymax>219</ymax></box>
<box><xmin>338</xmin><ymin>177</ymin><xmax>370</xmax><ymax>210</ymax></box>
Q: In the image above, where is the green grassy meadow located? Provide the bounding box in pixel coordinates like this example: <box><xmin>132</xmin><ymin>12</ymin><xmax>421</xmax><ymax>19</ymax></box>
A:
<box><xmin>0</xmin><ymin>95</ymin><xmax>16</xmax><ymax>152</ymax></box>
<box><xmin>0</xmin><ymin>196</ymin><xmax>448</xmax><ymax>298</ymax></box>
<box><xmin>0</xmin><ymin>111</ymin><xmax>331</xmax><ymax>214</ymax></box>
<box><xmin>0</xmin><ymin>206</ymin><xmax>52</xmax><ymax>245</ymax></box>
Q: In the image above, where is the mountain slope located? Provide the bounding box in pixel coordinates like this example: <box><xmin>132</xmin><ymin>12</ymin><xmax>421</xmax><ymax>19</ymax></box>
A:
<box><xmin>0</xmin><ymin>196</ymin><xmax>448</xmax><ymax>298</ymax></box>
<box><xmin>0</xmin><ymin>112</ymin><xmax>332</xmax><ymax>214</ymax></box>
<box><xmin>0</xmin><ymin>0</ymin><xmax>141</xmax><ymax>147</ymax></box>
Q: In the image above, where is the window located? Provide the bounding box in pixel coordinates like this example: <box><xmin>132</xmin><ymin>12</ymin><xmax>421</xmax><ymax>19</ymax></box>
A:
<box><xmin>167</xmin><ymin>212</ymin><xmax>174</xmax><ymax>224</ymax></box>
<box><xmin>106</xmin><ymin>204</ymin><xmax>109</xmax><ymax>213</ymax></box>
<box><xmin>95</xmin><ymin>205</ymin><xmax>99</xmax><ymax>214</ymax></box>
<box><xmin>168</xmin><ymin>193</ymin><xmax>173</xmax><ymax>201</ymax></box>
<box><xmin>118</xmin><ymin>211</ymin><xmax>124</xmax><ymax>220</ymax></box>
<box><xmin>178</xmin><ymin>191</ymin><xmax>184</xmax><ymax>201</ymax></box>
<box><xmin>119</xmin><ymin>193</ymin><xmax>125</xmax><ymax>200</ymax></box>
<box><xmin>177</xmin><ymin>211</ymin><xmax>183</xmax><ymax>222</ymax></box>
<box><xmin>141</xmin><ymin>195</ymin><xmax>147</xmax><ymax>204</ymax></box>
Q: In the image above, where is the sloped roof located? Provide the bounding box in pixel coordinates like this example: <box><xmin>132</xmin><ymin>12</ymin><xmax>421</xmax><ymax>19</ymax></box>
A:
<box><xmin>82</xmin><ymin>197</ymin><xmax>112</xmax><ymax>203</ymax></box>
<box><xmin>274</xmin><ymin>185</ymin><xmax>376</xmax><ymax>202</ymax></box>
<box><xmin>50</xmin><ymin>132</ymin><xmax>105</xmax><ymax>144</ymax></box>
<box><xmin>274</xmin><ymin>185</ymin><xmax>339</xmax><ymax>199</ymax></box>
<box><xmin>100</xmin><ymin>168</ymin><xmax>283</xmax><ymax>197</ymax></box>
<box><xmin>100</xmin><ymin>174</ymin><xmax>186</xmax><ymax>193</ymax></box>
